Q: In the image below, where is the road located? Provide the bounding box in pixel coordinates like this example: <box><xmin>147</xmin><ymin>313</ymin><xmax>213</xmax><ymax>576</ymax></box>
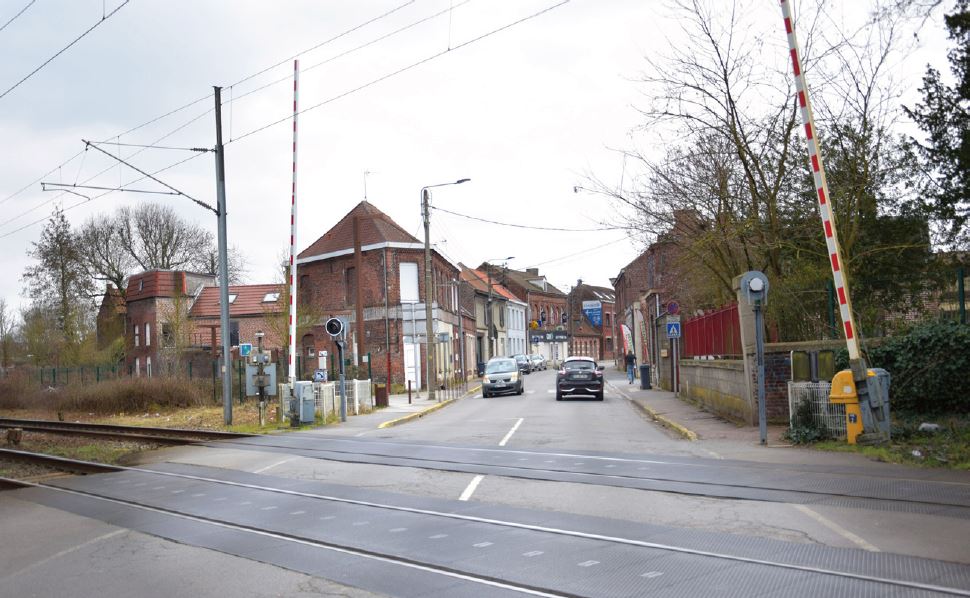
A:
<box><xmin>2</xmin><ymin>366</ymin><xmax>969</xmax><ymax>597</ymax></box>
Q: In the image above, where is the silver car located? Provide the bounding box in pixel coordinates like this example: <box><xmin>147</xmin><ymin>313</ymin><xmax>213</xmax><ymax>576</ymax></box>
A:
<box><xmin>482</xmin><ymin>357</ymin><xmax>524</xmax><ymax>398</ymax></box>
<box><xmin>529</xmin><ymin>354</ymin><xmax>546</xmax><ymax>371</ymax></box>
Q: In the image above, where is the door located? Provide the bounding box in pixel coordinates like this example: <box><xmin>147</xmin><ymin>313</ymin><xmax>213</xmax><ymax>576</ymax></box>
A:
<box><xmin>404</xmin><ymin>342</ymin><xmax>421</xmax><ymax>389</ymax></box>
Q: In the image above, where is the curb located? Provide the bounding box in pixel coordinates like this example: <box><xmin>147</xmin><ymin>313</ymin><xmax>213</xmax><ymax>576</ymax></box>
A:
<box><xmin>608</xmin><ymin>381</ymin><xmax>699</xmax><ymax>441</ymax></box>
<box><xmin>377</xmin><ymin>385</ymin><xmax>480</xmax><ymax>429</ymax></box>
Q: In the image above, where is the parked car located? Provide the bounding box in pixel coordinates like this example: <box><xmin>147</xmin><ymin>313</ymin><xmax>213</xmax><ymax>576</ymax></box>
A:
<box><xmin>529</xmin><ymin>354</ymin><xmax>546</xmax><ymax>371</ymax></box>
<box><xmin>513</xmin><ymin>354</ymin><xmax>533</xmax><ymax>374</ymax></box>
<box><xmin>555</xmin><ymin>357</ymin><xmax>604</xmax><ymax>401</ymax></box>
<box><xmin>482</xmin><ymin>357</ymin><xmax>523</xmax><ymax>398</ymax></box>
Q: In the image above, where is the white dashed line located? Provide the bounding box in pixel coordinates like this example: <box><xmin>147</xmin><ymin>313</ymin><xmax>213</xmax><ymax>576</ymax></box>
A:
<box><xmin>523</xmin><ymin>551</ymin><xmax>544</xmax><ymax>557</ymax></box>
<box><xmin>578</xmin><ymin>560</ymin><xmax>600</xmax><ymax>567</ymax></box>
<box><xmin>641</xmin><ymin>571</ymin><xmax>664</xmax><ymax>579</ymax></box>
<box><xmin>429</xmin><ymin>534</ymin><xmax>448</xmax><ymax>539</ymax></box>
<box><xmin>499</xmin><ymin>418</ymin><xmax>524</xmax><ymax>447</ymax></box>
<box><xmin>289</xmin><ymin>510</ymin><xmax>305</xmax><ymax>515</ymax></box>
<box><xmin>191</xmin><ymin>493</ymin><xmax>206</xmax><ymax>497</ymax></box>
<box><xmin>389</xmin><ymin>528</ymin><xmax>408</xmax><ymax>533</ymax></box>
<box><xmin>459</xmin><ymin>475</ymin><xmax>485</xmax><ymax>501</ymax></box>
<box><xmin>260</xmin><ymin>506</ymin><xmax>278</xmax><ymax>511</ymax></box>
<box><xmin>473</xmin><ymin>542</ymin><xmax>493</xmax><ymax>548</ymax></box>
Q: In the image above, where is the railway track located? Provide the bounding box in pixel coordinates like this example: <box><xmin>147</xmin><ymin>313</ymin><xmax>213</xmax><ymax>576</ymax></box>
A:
<box><xmin>3</xmin><ymin>450</ymin><xmax>969</xmax><ymax>597</ymax></box>
<box><xmin>0</xmin><ymin>417</ymin><xmax>256</xmax><ymax>445</ymax></box>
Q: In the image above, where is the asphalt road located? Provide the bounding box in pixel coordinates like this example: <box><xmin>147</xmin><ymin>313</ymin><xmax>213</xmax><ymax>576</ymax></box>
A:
<box><xmin>3</xmin><ymin>367</ymin><xmax>970</xmax><ymax>596</ymax></box>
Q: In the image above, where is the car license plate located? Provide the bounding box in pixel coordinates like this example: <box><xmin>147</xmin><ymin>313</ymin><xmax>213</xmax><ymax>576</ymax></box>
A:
<box><xmin>573</xmin><ymin>374</ymin><xmax>590</xmax><ymax>380</ymax></box>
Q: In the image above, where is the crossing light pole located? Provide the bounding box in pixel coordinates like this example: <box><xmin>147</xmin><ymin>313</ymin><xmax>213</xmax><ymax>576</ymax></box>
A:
<box><xmin>421</xmin><ymin>178</ymin><xmax>470</xmax><ymax>402</ymax></box>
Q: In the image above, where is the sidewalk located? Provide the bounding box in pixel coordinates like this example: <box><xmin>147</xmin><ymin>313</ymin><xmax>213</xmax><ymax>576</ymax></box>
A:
<box><xmin>306</xmin><ymin>384</ymin><xmax>480</xmax><ymax>433</ymax></box>
<box><xmin>604</xmin><ymin>369</ymin><xmax>788</xmax><ymax>445</ymax></box>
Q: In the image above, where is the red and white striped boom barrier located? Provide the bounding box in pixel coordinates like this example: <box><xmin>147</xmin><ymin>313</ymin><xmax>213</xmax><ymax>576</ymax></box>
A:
<box><xmin>288</xmin><ymin>59</ymin><xmax>300</xmax><ymax>383</ymax></box>
<box><xmin>779</xmin><ymin>0</ymin><xmax>862</xmax><ymax>362</ymax></box>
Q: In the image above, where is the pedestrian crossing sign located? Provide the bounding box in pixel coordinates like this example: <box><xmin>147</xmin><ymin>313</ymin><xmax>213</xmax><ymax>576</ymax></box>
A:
<box><xmin>666</xmin><ymin>322</ymin><xmax>681</xmax><ymax>339</ymax></box>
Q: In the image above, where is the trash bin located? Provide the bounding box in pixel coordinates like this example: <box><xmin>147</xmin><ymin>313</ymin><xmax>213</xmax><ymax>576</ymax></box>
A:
<box><xmin>476</xmin><ymin>362</ymin><xmax>485</xmax><ymax>377</ymax></box>
<box><xmin>374</xmin><ymin>384</ymin><xmax>389</xmax><ymax>408</ymax></box>
<box><xmin>639</xmin><ymin>364</ymin><xmax>651</xmax><ymax>390</ymax></box>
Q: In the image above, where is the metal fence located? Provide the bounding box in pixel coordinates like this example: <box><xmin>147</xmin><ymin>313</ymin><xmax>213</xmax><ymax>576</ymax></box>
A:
<box><xmin>277</xmin><ymin>379</ymin><xmax>374</xmax><ymax>421</ymax></box>
<box><xmin>787</xmin><ymin>381</ymin><xmax>845</xmax><ymax>439</ymax></box>
<box><xmin>683</xmin><ymin>303</ymin><xmax>742</xmax><ymax>358</ymax></box>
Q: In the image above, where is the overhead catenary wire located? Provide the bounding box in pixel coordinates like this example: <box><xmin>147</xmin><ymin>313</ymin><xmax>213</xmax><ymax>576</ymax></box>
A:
<box><xmin>4</xmin><ymin>2</ymin><xmax>418</xmax><ymax>211</ymax></box>
<box><xmin>0</xmin><ymin>0</ymin><xmax>131</xmax><ymax>101</ymax></box>
<box><xmin>228</xmin><ymin>0</ymin><xmax>476</xmax><ymax>107</ymax></box>
<box><xmin>0</xmin><ymin>0</ymin><xmax>36</xmax><ymax>34</ymax></box>
<box><xmin>523</xmin><ymin>237</ymin><xmax>630</xmax><ymax>269</ymax></box>
<box><xmin>229</xmin><ymin>0</ymin><xmax>572</xmax><ymax>144</ymax></box>
<box><xmin>0</xmin><ymin>152</ymin><xmax>205</xmax><ymax>240</ymax></box>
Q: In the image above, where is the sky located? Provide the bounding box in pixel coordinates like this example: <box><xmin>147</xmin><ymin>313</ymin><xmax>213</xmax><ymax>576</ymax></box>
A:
<box><xmin>0</xmin><ymin>0</ymin><xmax>955</xmax><ymax>313</ymax></box>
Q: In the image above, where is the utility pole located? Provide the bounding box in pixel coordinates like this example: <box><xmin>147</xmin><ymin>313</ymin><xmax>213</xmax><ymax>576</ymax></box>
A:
<box><xmin>213</xmin><ymin>86</ymin><xmax>232</xmax><ymax>425</ymax></box>
<box><xmin>353</xmin><ymin>216</ymin><xmax>365</xmax><ymax>378</ymax></box>
<box><xmin>422</xmin><ymin>188</ymin><xmax>437</xmax><ymax>402</ymax></box>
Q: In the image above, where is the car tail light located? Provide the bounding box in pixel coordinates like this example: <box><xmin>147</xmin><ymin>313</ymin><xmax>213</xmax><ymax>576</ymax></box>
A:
<box><xmin>594</xmin><ymin>370</ymin><xmax>603</xmax><ymax>378</ymax></box>
<box><xmin>558</xmin><ymin>368</ymin><xmax>566</xmax><ymax>375</ymax></box>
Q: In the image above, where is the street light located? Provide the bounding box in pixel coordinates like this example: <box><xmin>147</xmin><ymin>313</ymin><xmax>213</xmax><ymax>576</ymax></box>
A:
<box><xmin>422</xmin><ymin>178</ymin><xmax>471</xmax><ymax>402</ymax></box>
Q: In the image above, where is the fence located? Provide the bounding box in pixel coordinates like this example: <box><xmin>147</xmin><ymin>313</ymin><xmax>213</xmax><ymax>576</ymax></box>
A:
<box><xmin>277</xmin><ymin>379</ymin><xmax>375</xmax><ymax>420</ymax></box>
<box><xmin>683</xmin><ymin>303</ymin><xmax>742</xmax><ymax>358</ymax></box>
<box><xmin>787</xmin><ymin>381</ymin><xmax>845</xmax><ymax>439</ymax></box>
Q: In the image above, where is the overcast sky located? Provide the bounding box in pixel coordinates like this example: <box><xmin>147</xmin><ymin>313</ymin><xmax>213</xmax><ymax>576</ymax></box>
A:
<box><xmin>0</xmin><ymin>0</ymin><xmax>953</xmax><ymax>312</ymax></box>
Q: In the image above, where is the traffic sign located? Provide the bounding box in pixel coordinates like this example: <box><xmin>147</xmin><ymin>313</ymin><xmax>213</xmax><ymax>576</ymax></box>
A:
<box><xmin>239</xmin><ymin>343</ymin><xmax>252</xmax><ymax>357</ymax></box>
<box><xmin>666</xmin><ymin>322</ymin><xmax>681</xmax><ymax>339</ymax></box>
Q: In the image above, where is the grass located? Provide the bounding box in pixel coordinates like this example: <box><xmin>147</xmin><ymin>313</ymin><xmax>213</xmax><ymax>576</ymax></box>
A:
<box><xmin>813</xmin><ymin>416</ymin><xmax>970</xmax><ymax>469</ymax></box>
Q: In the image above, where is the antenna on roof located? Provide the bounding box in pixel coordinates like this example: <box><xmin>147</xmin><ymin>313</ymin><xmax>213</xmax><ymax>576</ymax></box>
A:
<box><xmin>363</xmin><ymin>170</ymin><xmax>376</xmax><ymax>201</ymax></box>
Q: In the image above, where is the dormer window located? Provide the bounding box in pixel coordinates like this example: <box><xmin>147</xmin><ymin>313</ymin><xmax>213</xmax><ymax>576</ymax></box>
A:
<box><xmin>228</xmin><ymin>294</ymin><xmax>237</xmax><ymax>304</ymax></box>
<box><xmin>262</xmin><ymin>292</ymin><xmax>280</xmax><ymax>303</ymax></box>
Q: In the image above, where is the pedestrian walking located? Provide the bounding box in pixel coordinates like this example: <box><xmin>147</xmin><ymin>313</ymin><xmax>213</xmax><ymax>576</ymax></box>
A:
<box><xmin>625</xmin><ymin>351</ymin><xmax>636</xmax><ymax>384</ymax></box>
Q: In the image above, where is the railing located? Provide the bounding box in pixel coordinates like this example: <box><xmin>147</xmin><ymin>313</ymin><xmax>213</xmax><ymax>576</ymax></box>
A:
<box><xmin>683</xmin><ymin>303</ymin><xmax>742</xmax><ymax>358</ymax></box>
<box><xmin>788</xmin><ymin>381</ymin><xmax>845</xmax><ymax>439</ymax></box>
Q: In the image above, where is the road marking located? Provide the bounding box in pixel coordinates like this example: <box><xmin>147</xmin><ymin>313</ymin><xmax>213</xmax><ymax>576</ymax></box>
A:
<box><xmin>320</xmin><ymin>515</ymin><xmax>335</xmax><ymax>520</ymax></box>
<box><xmin>260</xmin><ymin>505</ymin><xmax>277</xmax><ymax>511</ymax></box>
<box><xmin>499</xmin><ymin>418</ymin><xmax>524</xmax><ymax>447</ymax></box>
<box><xmin>473</xmin><ymin>542</ymin><xmax>493</xmax><ymax>548</ymax></box>
<box><xmin>523</xmin><ymin>550</ymin><xmax>544</xmax><ymax>557</ymax></box>
<box><xmin>429</xmin><ymin>534</ymin><xmax>448</xmax><ymax>539</ymax></box>
<box><xmin>191</xmin><ymin>493</ymin><xmax>206</xmax><ymax>497</ymax></box>
<box><xmin>578</xmin><ymin>560</ymin><xmax>599</xmax><ymax>567</ymax></box>
<box><xmin>253</xmin><ymin>457</ymin><xmax>297</xmax><ymax>474</ymax></box>
<box><xmin>389</xmin><ymin>527</ymin><xmax>408</xmax><ymax>533</ymax></box>
<box><xmin>546</xmin><ymin>389</ymin><xmax>554</xmax><ymax>393</ymax></box>
<box><xmin>792</xmin><ymin>504</ymin><xmax>880</xmax><ymax>552</ymax></box>
<box><xmin>289</xmin><ymin>510</ymin><xmax>305</xmax><ymax>515</ymax></box>
<box><xmin>526</xmin><ymin>390</ymin><xmax>535</xmax><ymax>394</ymax></box>
<box><xmin>352</xmin><ymin>521</ymin><xmax>370</xmax><ymax>526</ymax></box>
<box><xmin>459</xmin><ymin>474</ymin><xmax>485</xmax><ymax>501</ymax></box>
<box><xmin>641</xmin><ymin>571</ymin><xmax>664</xmax><ymax>579</ymax></box>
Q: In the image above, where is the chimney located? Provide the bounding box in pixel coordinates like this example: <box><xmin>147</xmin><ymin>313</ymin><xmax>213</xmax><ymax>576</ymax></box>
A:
<box><xmin>576</xmin><ymin>278</ymin><xmax>583</xmax><ymax>287</ymax></box>
<box><xmin>526</xmin><ymin>268</ymin><xmax>539</xmax><ymax>276</ymax></box>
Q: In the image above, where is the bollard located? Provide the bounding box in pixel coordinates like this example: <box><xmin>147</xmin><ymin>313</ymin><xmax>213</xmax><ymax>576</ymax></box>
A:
<box><xmin>408</xmin><ymin>380</ymin><xmax>412</xmax><ymax>404</ymax></box>
<box><xmin>5</xmin><ymin>428</ymin><xmax>22</xmax><ymax>446</ymax></box>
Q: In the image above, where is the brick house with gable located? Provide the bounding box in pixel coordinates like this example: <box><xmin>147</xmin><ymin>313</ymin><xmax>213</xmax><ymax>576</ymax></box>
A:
<box><xmin>296</xmin><ymin>201</ymin><xmax>462</xmax><ymax>388</ymax></box>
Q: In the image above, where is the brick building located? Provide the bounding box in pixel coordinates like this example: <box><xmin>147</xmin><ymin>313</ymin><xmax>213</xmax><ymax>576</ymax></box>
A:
<box><xmin>566</xmin><ymin>281</ymin><xmax>616</xmax><ymax>362</ymax></box>
<box><xmin>483</xmin><ymin>265</ymin><xmax>568</xmax><ymax>364</ymax></box>
<box><xmin>296</xmin><ymin>201</ymin><xmax>461</xmax><ymax>388</ymax></box>
<box><xmin>459</xmin><ymin>266</ymin><xmax>522</xmax><ymax>369</ymax></box>
<box><xmin>123</xmin><ymin>270</ymin><xmax>215</xmax><ymax>376</ymax></box>
<box><xmin>188</xmin><ymin>284</ymin><xmax>285</xmax><ymax>351</ymax></box>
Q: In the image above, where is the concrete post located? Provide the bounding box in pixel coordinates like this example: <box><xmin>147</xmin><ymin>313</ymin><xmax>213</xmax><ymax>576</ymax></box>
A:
<box><xmin>733</xmin><ymin>274</ymin><xmax>758</xmax><ymax>426</ymax></box>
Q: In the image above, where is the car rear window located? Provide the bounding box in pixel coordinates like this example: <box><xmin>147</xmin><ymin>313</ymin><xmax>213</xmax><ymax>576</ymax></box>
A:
<box><xmin>486</xmin><ymin>360</ymin><xmax>516</xmax><ymax>374</ymax></box>
<box><xmin>564</xmin><ymin>360</ymin><xmax>595</xmax><ymax>370</ymax></box>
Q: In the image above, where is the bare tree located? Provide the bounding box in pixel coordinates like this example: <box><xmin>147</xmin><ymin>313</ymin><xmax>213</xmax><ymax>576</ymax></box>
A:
<box><xmin>191</xmin><ymin>244</ymin><xmax>250</xmax><ymax>284</ymax></box>
<box><xmin>0</xmin><ymin>299</ymin><xmax>14</xmax><ymax>370</ymax></box>
<box><xmin>78</xmin><ymin>215</ymin><xmax>137</xmax><ymax>296</ymax></box>
<box><xmin>119</xmin><ymin>204</ymin><xmax>214</xmax><ymax>271</ymax></box>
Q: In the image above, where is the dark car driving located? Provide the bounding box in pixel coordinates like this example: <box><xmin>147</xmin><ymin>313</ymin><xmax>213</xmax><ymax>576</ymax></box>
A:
<box><xmin>513</xmin><ymin>354</ymin><xmax>532</xmax><ymax>374</ymax></box>
<box><xmin>555</xmin><ymin>356</ymin><xmax>604</xmax><ymax>401</ymax></box>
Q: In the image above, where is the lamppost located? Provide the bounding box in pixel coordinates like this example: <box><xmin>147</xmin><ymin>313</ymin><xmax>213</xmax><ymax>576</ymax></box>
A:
<box><xmin>422</xmin><ymin>178</ymin><xmax>470</xmax><ymax>402</ymax></box>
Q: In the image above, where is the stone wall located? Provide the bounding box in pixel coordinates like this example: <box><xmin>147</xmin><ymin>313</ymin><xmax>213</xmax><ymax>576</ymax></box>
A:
<box><xmin>679</xmin><ymin>359</ymin><xmax>750</xmax><ymax>424</ymax></box>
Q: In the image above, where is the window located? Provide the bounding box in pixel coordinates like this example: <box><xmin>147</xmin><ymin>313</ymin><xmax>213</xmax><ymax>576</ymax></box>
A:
<box><xmin>345</xmin><ymin>267</ymin><xmax>356</xmax><ymax>305</ymax></box>
<box><xmin>263</xmin><ymin>292</ymin><xmax>280</xmax><ymax>302</ymax></box>
<box><xmin>605</xmin><ymin>313</ymin><xmax>611</xmax><ymax>327</ymax></box>
<box><xmin>138</xmin><ymin>278</ymin><xmax>144</xmax><ymax>292</ymax></box>
<box><xmin>146</xmin><ymin>357</ymin><xmax>152</xmax><ymax>378</ymax></box>
<box><xmin>145</xmin><ymin>322</ymin><xmax>151</xmax><ymax>347</ymax></box>
<box><xmin>228</xmin><ymin>294</ymin><xmax>237</xmax><ymax>304</ymax></box>
<box><xmin>134</xmin><ymin>324</ymin><xmax>140</xmax><ymax>347</ymax></box>
<box><xmin>229</xmin><ymin>321</ymin><xmax>240</xmax><ymax>347</ymax></box>
<box><xmin>399</xmin><ymin>262</ymin><xmax>419</xmax><ymax>303</ymax></box>
<box><xmin>499</xmin><ymin>305</ymin><xmax>505</xmax><ymax>327</ymax></box>
<box><xmin>162</xmin><ymin>324</ymin><xmax>174</xmax><ymax>348</ymax></box>
<box><xmin>134</xmin><ymin>357</ymin><xmax>140</xmax><ymax>376</ymax></box>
